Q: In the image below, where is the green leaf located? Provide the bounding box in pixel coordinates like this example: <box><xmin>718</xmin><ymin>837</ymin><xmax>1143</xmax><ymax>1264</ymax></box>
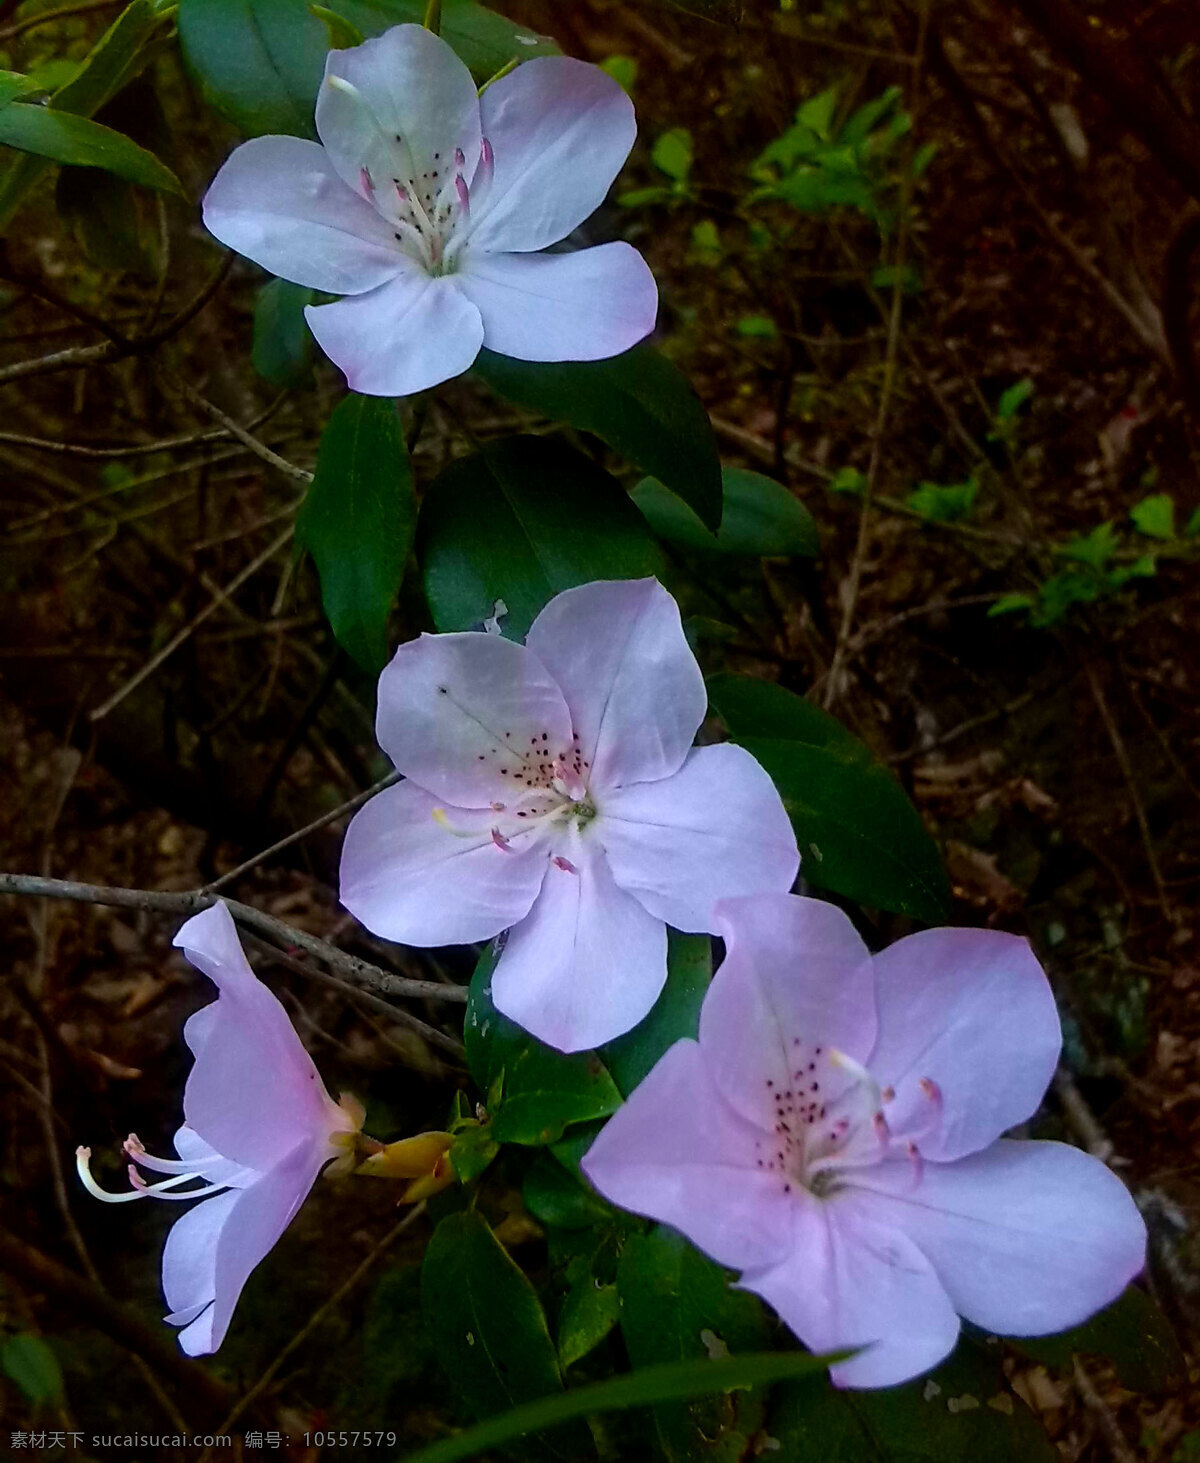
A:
<box><xmin>599</xmin><ymin>55</ymin><xmax>637</xmax><ymax>93</ymax></box>
<box><xmin>633</xmin><ymin>467</ymin><xmax>818</xmax><ymax>559</ymax></box>
<box><xmin>769</xmin><ymin>1338</ymin><xmax>1057</xmax><ymax>1463</ymax></box>
<box><xmin>0</xmin><ymin>72</ymin><xmax>39</xmax><ymax>109</ymax></box>
<box><xmin>0</xmin><ymin>1</ymin><xmax>172</xmax><ymax>229</ymax></box>
<box><xmin>523</xmin><ymin>1153</ymin><xmax>614</xmax><ymax>1232</ymax></box>
<box><xmin>473</xmin><ymin>345</ymin><xmax>723</xmax><ymax>532</ymax></box>
<box><xmin>652</xmin><ymin>127</ymin><xmax>693</xmax><ymax>183</ymax></box>
<box><xmin>421</xmin><ymin>1210</ymin><xmax>582</xmax><ymax>1460</ymax></box>
<box><xmin>1185</xmin><ymin>506</ymin><xmax>1200</xmax><ymax>538</ymax></box>
<box><xmin>905</xmin><ymin>478</ymin><xmax>978</xmax><ymax>523</ymax></box>
<box><xmin>987</xmin><ymin>593</ymin><xmax>1034</xmax><ymax>618</ymax></box>
<box><xmin>309</xmin><ymin>3</ymin><xmax>365</xmax><ymax>46</ymax></box>
<box><xmin>829</xmin><ymin>466</ymin><xmax>866</xmax><ymax>496</ymax></box>
<box><xmin>296</xmin><ymin>393</ymin><xmax>414</xmax><ymax>671</ymax></box>
<box><xmin>1011</xmin><ymin>1285</ymin><xmax>1184</xmax><ymax>1394</ymax></box>
<box><xmin>708</xmin><ymin>675</ymin><xmax>951</xmax><ymax>921</ymax></box>
<box><xmin>464</xmin><ymin>943</ymin><xmax>623</xmax><ymax>1145</ymax></box>
<box><xmin>402</xmin><ymin>1351</ymin><xmax>840</xmax><ymax>1463</ymax></box>
<box><xmin>618</xmin><ymin>1226</ymin><xmax>771</xmax><ymax>1463</ymax></box>
<box><xmin>2</xmin><ymin>1334</ymin><xmax>64</xmax><ymax>1405</ymax></box>
<box><xmin>180</xmin><ymin>0</ymin><xmax>556</xmax><ymax>140</ymax></box>
<box><xmin>996</xmin><ymin>377</ymin><xmax>1035</xmax><ymax>421</ymax></box>
<box><xmin>1130</xmin><ymin>492</ymin><xmax>1176</xmax><ymax>541</ymax></box>
<box><xmin>0</xmin><ymin>104</ymin><xmax>181</xmax><ymax>192</ymax></box>
<box><xmin>418</xmin><ymin>434</ymin><xmax>662</xmax><ymax>641</ymax></box>
<box><xmin>1061</xmin><ymin>521</ymin><xmax>1118</xmax><ymax>570</ymax></box>
<box><xmin>252</xmin><ymin>278</ymin><xmax>315</xmax><ymax>388</ymax></box>
<box><xmin>603</xmin><ymin>931</ymin><xmax>711</xmax><ymax>1097</ymax></box>
<box><xmin>558</xmin><ymin>1276</ymin><xmax>621</xmax><ymax>1370</ymax></box>
<box><xmin>447</xmin><ymin>1122</ymin><xmax>499</xmax><ymax>1184</ymax></box>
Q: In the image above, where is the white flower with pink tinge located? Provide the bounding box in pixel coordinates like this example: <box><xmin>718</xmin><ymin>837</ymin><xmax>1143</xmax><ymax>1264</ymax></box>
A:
<box><xmin>76</xmin><ymin>903</ymin><xmax>361</xmax><ymax>1355</ymax></box>
<box><xmin>339</xmin><ymin>578</ymin><xmax>800</xmax><ymax>1053</ymax></box>
<box><xmin>201</xmin><ymin>24</ymin><xmax>658</xmax><ymax>397</ymax></box>
<box><xmin>582</xmin><ymin>894</ymin><xmax>1147</xmax><ymax>1388</ymax></box>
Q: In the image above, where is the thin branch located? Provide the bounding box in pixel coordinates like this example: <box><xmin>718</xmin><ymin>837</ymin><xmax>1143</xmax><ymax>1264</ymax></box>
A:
<box><xmin>163</xmin><ymin>371</ymin><xmax>313</xmax><ymax>484</ymax></box>
<box><xmin>205</xmin><ymin>771</ymin><xmax>402</xmax><ymax>893</ymax></box>
<box><xmin>88</xmin><ymin>525</ymin><xmax>295</xmax><ymax>722</ymax></box>
<box><xmin>202</xmin><ymin>1204</ymin><xmax>428</xmax><ymax>1458</ymax></box>
<box><xmin>0</xmin><ymin>874</ymin><xmax>468</xmax><ymax>1005</ymax></box>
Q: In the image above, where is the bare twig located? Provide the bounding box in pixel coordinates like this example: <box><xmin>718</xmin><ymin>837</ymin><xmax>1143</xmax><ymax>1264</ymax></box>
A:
<box><xmin>88</xmin><ymin>525</ymin><xmax>295</xmax><ymax>722</ymax></box>
<box><xmin>0</xmin><ymin>874</ymin><xmax>468</xmax><ymax>1005</ymax></box>
<box><xmin>163</xmin><ymin>371</ymin><xmax>313</xmax><ymax>484</ymax></box>
<box><xmin>1072</xmin><ymin>1357</ymin><xmax>1139</xmax><ymax>1463</ymax></box>
<box><xmin>205</xmin><ymin>772</ymin><xmax>402</xmax><ymax>893</ymax></box>
<box><xmin>202</xmin><ymin>1204</ymin><xmax>428</xmax><ymax>1459</ymax></box>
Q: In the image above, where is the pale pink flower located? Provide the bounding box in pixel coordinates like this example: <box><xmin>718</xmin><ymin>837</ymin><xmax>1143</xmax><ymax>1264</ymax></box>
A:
<box><xmin>76</xmin><ymin>903</ymin><xmax>359</xmax><ymax>1356</ymax></box>
<box><xmin>339</xmin><ymin>579</ymin><xmax>799</xmax><ymax>1053</ymax></box>
<box><xmin>582</xmin><ymin>894</ymin><xmax>1147</xmax><ymax>1387</ymax></box>
<box><xmin>201</xmin><ymin>24</ymin><xmax>657</xmax><ymax>396</ymax></box>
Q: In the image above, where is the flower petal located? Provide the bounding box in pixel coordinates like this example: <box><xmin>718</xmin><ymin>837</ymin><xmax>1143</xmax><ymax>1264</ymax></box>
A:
<box><xmin>317</xmin><ymin>25</ymin><xmax>481</xmax><ymax>202</ymax></box>
<box><xmin>525</xmin><ymin>579</ymin><xmax>706</xmax><ymax>791</ymax></box>
<box><xmin>200</xmin><ymin>1140</ymin><xmax>322</xmax><ymax>1355</ymax></box>
<box><xmin>373</xmin><ymin>629</ymin><xmax>573</xmax><ymax>806</ymax></box>
<box><xmin>473</xmin><ymin>56</ymin><xmax>636</xmax><ymax>252</ymax></box>
<box><xmin>457</xmin><ymin>244</ymin><xmax>656</xmax><ymax>362</ymax></box>
<box><xmin>598</xmin><ymin>744</ymin><xmax>798</xmax><ymax>930</ymax></box>
<box><xmin>162</xmin><ymin>1188</ymin><xmax>237</xmax><ymax>1354</ymax></box>
<box><xmin>741</xmin><ymin>1194</ymin><xmax>960</xmax><ymax>1389</ymax></box>
<box><xmin>866</xmin><ymin>928</ymin><xmax>1060</xmax><ymax>1161</ymax></box>
<box><xmin>853</xmin><ymin>1139</ymin><xmax>1147</xmax><ymax>1337</ymax></box>
<box><xmin>202</xmin><ymin>136</ymin><xmax>404</xmax><ymax>294</ymax></box>
<box><xmin>492</xmin><ymin>831</ymin><xmax>666</xmax><ymax>1051</ymax></box>
<box><xmin>173</xmin><ymin>1125</ymin><xmax>257</xmax><ymax>1189</ymax></box>
<box><xmin>581</xmin><ymin>1040</ymin><xmax>794</xmax><ymax>1271</ymax></box>
<box><xmin>339</xmin><ymin>780</ymin><xmax>549</xmax><ymax>945</ymax></box>
<box><xmin>700</xmin><ymin>894</ymin><xmax>876</xmax><ymax>1131</ymax></box>
<box><xmin>305</xmin><ymin>271</ymin><xmax>483</xmax><ymax>397</ymax></box>
<box><xmin>174</xmin><ymin>904</ymin><xmax>337</xmax><ymax>1171</ymax></box>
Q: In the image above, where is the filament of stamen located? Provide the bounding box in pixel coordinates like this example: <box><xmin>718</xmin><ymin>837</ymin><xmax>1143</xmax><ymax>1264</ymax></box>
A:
<box><xmin>76</xmin><ymin>1146</ymin><xmax>228</xmax><ymax>1205</ymax></box>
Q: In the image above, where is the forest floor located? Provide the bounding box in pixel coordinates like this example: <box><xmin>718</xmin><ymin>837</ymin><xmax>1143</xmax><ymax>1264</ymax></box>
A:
<box><xmin>2</xmin><ymin>0</ymin><xmax>1199</xmax><ymax>1458</ymax></box>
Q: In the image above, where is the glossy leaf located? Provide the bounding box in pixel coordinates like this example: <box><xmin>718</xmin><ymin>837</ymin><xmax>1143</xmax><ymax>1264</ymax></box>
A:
<box><xmin>464</xmin><ymin>943</ymin><xmax>623</xmax><ymax>1146</ymax></box>
<box><xmin>0</xmin><ymin>0</ymin><xmax>171</xmax><ymax>229</ymax></box>
<box><xmin>1011</xmin><ymin>1284</ymin><xmax>1184</xmax><ymax>1395</ymax></box>
<box><xmin>769</xmin><ymin>1339</ymin><xmax>1057</xmax><ymax>1463</ymax></box>
<box><xmin>179</xmin><ymin>0</ymin><xmax>555</xmax><ymax>140</ymax></box>
<box><xmin>618</xmin><ymin>1226</ymin><xmax>772</xmax><ymax>1463</ymax></box>
<box><xmin>0</xmin><ymin>105</ymin><xmax>180</xmax><ymax>192</ymax></box>
<box><xmin>252</xmin><ymin>278</ymin><xmax>315</xmax><ymax>388</ymax></box>
<box><xmin>403</xmin><ymin>1351</ymin><xmax>839</xmax><ymax>1463</ymax></box>
<box><xmin>418</xmin><ymin>434</ymin><xmax>662</xmax><ymax>640</ymax></box>
<box><xmin>708</xmin><ymin>675</ymin><xmax>951</xmax><ymax>921</ymax></box>
<box><xmin>632</xmin><ymin>467</ymin><xmax>819</xmax><ymax>557</ymax></box>
<box><xmin>558</xmin><ymin>1276</ymin><xmax>621</xmax><ymax>1371</ymax></box>
<box><xmin>2</xmin><ymin>1334</ymin><xmax>64</xmax><ymax>1405</ymax></box>
<box><xmin>296</xmin><ymin>393</ymin><xmax>414</xmax><ymax>672</ymax></box>
<box><xmin>0</xmin><ymin>72</ymin><xmax>38</xmax><ymax>108</ymax></box>
<box><xmin>523</xmin><ymin>1153</ymin><xmax>615</xmax><ymax>1232</ymax></box>
<box><xmin>421</xmin><ymin>1210</ymin><xmax>581</xmax><ymax>1460</ymax></box>
<box><xmin>473</xmin><ymin>346</ymin><xmax>723</xmax><ymax>532</ymax></box>
<box><xmin>603</xmin><ymin>931</ymin><xmax>711</xmax><ymax>1097</ymax></box>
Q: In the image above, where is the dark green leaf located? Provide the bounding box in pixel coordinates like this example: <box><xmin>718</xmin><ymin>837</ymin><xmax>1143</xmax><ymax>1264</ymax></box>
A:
<box><xmin>633</xmin><ymin>468</ymin><xmax>819</xmax><ymax>558</ymax></box>
<box><xmin>0</xmin><ymin>1</ymin><xmax>171</xmax><ymax>229</ymax></box>
<box><xmin>905</xmin><ymin>478</ymin><xmax>978</xmax><ymax>524</ymax></box>
<box><xmin>180</xmin><ymin>0</ymin><xmax>556</xmax><ymax>140</ymax></box>
<box><xmin>296</xmin><ymin>393</ymin><xmax>414</xmax><ymax>671</ymax></box>
<box><xmin>252</xmin><ymin>278</ymin><xmax>315</xmax><ymax>388</ymax></box>
<box><xmin>418</xmin><ymin>434</ymin><xmax>662</xmax><ymax>640</ymax></box>
<box><xmin>1011</xmin><ymin>1285</ymin><xmax>1184</xmax><ymax>1394</ymax></box>
<box><xmin>618</xmin><ymin>1226</ymin><xmax>771</xmax><ymax>1463</ymax></box>
<box><xmin>447</xmin><ymin>1123</ymin><xmax>500</xmax><ymax>1184</ymax></box>
<box><xmin>603</xmin><ymin>932</ymin><xmax>711</xmax><ymax>1097</ymax></box>
<box><xmin>2</xmin><ymin>1334</ymin><xmax>64</xmax><ymax>1405</ymax></box>
<box><xmin>421</xmin><ymin>1210</ymin><xmax>582</xmax><ymax>1460</ymax></box>
<box><xmin>473</xmin><ymin>345</ymin><xmax>723</xmax><ymax>532</ymax></box>
<box><xmin>558</xmin><ymin>1276</ymin><xmax>621</xmax><ymax>1370</ymax></box>
<box><xmin>708</xmin><ymin>675</ymin><xmax>951</xmax><ymax>921</ymax></box>
<box><xmin>0</xmin><ymin>105</ymin><xmax>181</xmax><ymax>192</ymax></box>
<box><xmin>523</xmin><ymin>1153</ymin><xmax>614</xmax><ymax>1231</ymax></box>
<box><xmin>464</xmin><ymin>943</ymin><xmax>623</xmax><ymax>1145</ymax></box>
<box><xmin>402</xmin><ymin>1352</ymin><xmax>840</xmax><ymax>1463</ymax></box>
<box><xmin>769</xmin><ymin>1338</ymin><xmax>1057</xmax><ymax>1463</ymax></box>
<box><xmin>0</xmin><ymin>72</ymin><xmax>38</xmax><ymax>108</ymax></box>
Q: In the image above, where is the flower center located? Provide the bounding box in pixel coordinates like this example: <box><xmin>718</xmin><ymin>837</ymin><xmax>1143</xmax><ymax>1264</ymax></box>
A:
<box><xmin>752</xmin><ymin>1044</ymin><xmax>941</xmax><ymax>1200</ymax></box>
<box><xmin>328</xmin><ymin>77</ymin><xmax>493</xmax><ymax>276</ymax></box>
